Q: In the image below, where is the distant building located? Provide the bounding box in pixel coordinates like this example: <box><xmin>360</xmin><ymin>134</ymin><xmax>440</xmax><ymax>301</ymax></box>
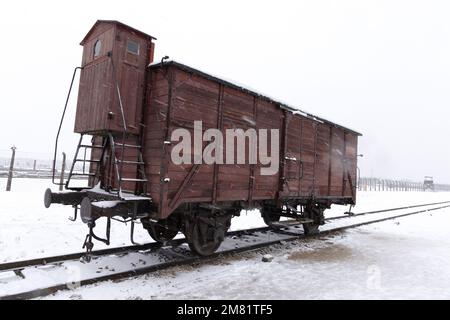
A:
<box><xmin>424</xmin><ymin>176</ymin><xmax>434</xmax><ymax>191</ymax></box>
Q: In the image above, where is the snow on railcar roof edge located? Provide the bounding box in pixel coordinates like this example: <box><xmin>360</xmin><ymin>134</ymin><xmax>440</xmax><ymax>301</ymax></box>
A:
<box><xmin>149</xmin><ymin>60</ymin><xmax>362</xmax><ymax>136</ymax></box>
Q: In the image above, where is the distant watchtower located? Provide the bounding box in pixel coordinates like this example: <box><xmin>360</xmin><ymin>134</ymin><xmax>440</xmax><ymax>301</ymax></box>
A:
<box><xmin>424</xmin><ymin>176</ymin><xmax>434</xmax><ymax>191</ymax></box>
<box><xmin>75</xmin><ymin>20</ymin><xmax>156</xmax><ymax>135</ymax></box>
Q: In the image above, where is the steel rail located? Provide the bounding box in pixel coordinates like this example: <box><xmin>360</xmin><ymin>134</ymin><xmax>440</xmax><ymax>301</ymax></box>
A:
<box><xmin>0</xmin><ymin>226</ymin><xmax>269</xmax><ymax>273</ymax></box>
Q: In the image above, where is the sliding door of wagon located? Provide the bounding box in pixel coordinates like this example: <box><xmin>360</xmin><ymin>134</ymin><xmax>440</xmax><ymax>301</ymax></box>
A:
<box><xmin>252</xmin><ymin>100</ymin><xmax>281</xmax><ymax>200</ymax></box>
<box><xmin>217</xmin><ymin>86</ymin><xmax>255</xmax><ymax>202</ymax></box>
<box><xmin>167</xmin><ymin>70</ymin><xmax>219</xmax><ymax>205</ymax></box>
<box><xmin>299</xmin><ymin>118</ymin><xmax>316</xmax><ymax>197</ymax></box>
<box><xmin>283</xmin><ymin>115</ymin><xmax>302</xmax><ymax>197</ymax></box>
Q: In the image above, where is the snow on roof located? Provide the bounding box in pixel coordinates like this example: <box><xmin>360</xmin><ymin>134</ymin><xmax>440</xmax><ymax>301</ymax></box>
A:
<box><xmin>149</xmin><ymin>59</ymin><xmax>362</xmax><ymax>136</ymax></box>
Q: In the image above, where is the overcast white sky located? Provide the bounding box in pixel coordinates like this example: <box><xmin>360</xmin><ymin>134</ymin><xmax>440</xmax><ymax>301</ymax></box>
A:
<box><xmin>0</xmin><ymin>0</ymin><xmax>449</xmax><ymax>183</ymax></box>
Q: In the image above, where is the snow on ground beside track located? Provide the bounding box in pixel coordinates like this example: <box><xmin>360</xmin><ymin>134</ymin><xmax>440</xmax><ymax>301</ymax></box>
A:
<box><xmin>0</xmin><ymin>178</ymin><xmax>151</xmax><ymax>263</ymax></box>
<box><xmin>1</xmin><ymin>178</ymin><xmax>450</xmax><ymax>267</ymax></box>
<box><xmin>44</xmin><ymin>207</ymin><xmax>450</xmax><ymax>300</ymax></box>
<box><xmin>1</xmin><ymin>178</ymin><xmax>450</xmax><ymax>299</ymax></box>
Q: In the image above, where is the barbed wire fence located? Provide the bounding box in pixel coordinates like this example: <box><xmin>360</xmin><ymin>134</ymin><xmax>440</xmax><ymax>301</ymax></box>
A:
<box><xmin>0</xmin><ymin>149</ymin><xmax>66</xmax><ymax>174</ymax></box>
<box><xmin>358</xmin><ymin>177</ymin><xmax>450</xmax><ymax>192</ymax></box>
<box><xmin>0</xmin><ymin>147</ymin><xmax>86</xmax><ymax>191</ymax></box>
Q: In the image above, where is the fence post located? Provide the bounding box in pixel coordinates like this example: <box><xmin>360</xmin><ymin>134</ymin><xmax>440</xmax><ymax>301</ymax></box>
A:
<box><xmin>6</xmin><ymin>146</ymin><xmax>17</xmax><ymax>192</ymax></box>
<box><xmin>59</xmin><ymin>152</ymin><xmax>66</xmax><ymax>192</ymax></box>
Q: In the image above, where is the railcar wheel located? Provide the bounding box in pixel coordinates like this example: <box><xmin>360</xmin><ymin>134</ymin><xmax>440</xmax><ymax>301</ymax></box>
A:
<box><xmin>187</xmin><ymin>214</ymin><xmax>232</xmax><ymax>256</ymax></box>
<box><xmin>142</xmin><ymin>219</ymin><xmax>179</xmax><ymax>243</ymax></box>
<box><xmin>261</xmin><ymin>206</ymin><xmax>281</xmax><ymax>226</ymax></box>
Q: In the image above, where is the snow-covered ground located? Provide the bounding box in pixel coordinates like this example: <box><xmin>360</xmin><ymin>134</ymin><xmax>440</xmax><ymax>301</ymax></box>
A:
<box><xmin>43</xmin><ymin>210</ymin><xmax>450</xmax><ymax>300</ymax></box>
<box><xmin>1</xmin><ymin>178</ymin><xmax>450</xmax><ymax>299</ymax></box>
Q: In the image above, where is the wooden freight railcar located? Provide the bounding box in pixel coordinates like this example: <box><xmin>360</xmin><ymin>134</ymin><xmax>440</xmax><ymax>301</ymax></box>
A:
<box><xmin>45</xmin><ymin>20</ymin><xmax>361</xmax><ymax>256</ymax></box>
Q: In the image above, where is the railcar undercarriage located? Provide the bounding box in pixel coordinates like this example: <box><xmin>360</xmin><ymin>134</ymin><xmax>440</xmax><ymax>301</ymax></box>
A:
<box><xmin>44</xmin><ymin>186</ymin><xmax>336</xmax><ymax>256</ymax></box>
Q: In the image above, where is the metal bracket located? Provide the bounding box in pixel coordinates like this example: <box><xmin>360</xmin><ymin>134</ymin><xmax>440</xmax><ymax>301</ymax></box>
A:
<box><xmin>130</xmin><ymin>202</ymin><xmax>143</xmax><ymax>245</ymax></box>
<box><xmin>69</xmin><ymin>206</ymin><xmax>78</xmax><ymax>222</ymax></box>
<box><xmin>130</xmin><ymin>221</ymin><xmax>144</xmax><ymax>245</ymax></box>
<box><xmin>345</xmin><ymin>205</ymin><xmax>355</xmax><ymax>216</ymax></box>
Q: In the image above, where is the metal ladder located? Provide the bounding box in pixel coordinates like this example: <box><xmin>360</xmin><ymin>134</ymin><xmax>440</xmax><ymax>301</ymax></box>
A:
<box><xmin>65</xmin><ymin>133</ymin><xmax>148</xmax><ymax>197</ymax></box>
<box><xmin>108</xmin><ymin>133</ymin><xmax>148</xmax><ymax>197</ymax></box>
<box><xmin>65</xmin><ymin>135</ymin><xmax>106</xmax><ymax>190</ymax></box>
<box><xmin>109</xmin><ymin>132</ymin><xmax>150</xmax><ymax>245</ymax></box>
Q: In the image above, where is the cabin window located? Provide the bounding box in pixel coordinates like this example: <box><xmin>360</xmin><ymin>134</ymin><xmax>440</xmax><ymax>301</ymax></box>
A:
<box><xmin>93</xmin><ymin>40</ymin><xmax>102</xmax><ymax>58</ymax></box>
<box><xmin>127</xmin><ymin>40</ymin><xmax>140</xmax><ymax>55</ymax></box>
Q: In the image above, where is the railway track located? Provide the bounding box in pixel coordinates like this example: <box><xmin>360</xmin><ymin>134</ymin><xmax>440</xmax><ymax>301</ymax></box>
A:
<box><xmin>327</xmin><ymin>200</ymin><xmax>450</xmax><ymax>221</ymax></box>
<box><xmin>0</xmin><ymin>201</ymin><xmax>449</xmax><ymax>300</ymax></box>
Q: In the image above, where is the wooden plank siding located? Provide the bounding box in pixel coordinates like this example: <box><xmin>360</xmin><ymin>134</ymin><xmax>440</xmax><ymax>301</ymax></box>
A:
<box><xmin>75</xmin><ymin>22</ymin><xmax>154</xmax><ymax>135</ymax></box>
<box><xmin>144</xmin><ymin>64</ymin><xmax>359</xmax><ymax>218</ymax></box>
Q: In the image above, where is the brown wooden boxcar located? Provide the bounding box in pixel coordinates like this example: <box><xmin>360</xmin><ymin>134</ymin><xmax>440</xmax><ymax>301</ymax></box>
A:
<box><xmin>45</xmin><ymin>20</ymin><xmax>361</xmax><ymax>256</ymax></box>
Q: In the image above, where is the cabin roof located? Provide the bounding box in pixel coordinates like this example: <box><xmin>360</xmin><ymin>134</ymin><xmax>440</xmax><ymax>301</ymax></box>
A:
<box><xmin>80</xmin><ymin>20</ymin><xmax>157</xmax><ymax>45</ymax></box>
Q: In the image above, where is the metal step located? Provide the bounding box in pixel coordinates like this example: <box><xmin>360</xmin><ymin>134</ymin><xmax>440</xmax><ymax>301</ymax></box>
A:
<box><xmin>80</xmin><ymin>144</ymin><xmax>104</xmax><ymax>149</ymax></box>
<box><xmin>121</xmin><ymin>178</ymin><xmax>148</xmax><ymax>182</ymax></box>
<box><xmin>116</xmin><ymin>160</ymin><xmax>145</xmax><ymax>165</ymax></box>
<box><xmin>120</xmin><ymin>193</ymin><xmax>152</xmax><ymax>202</ymax></box>
<box><xmin>71</xmin><ymin>173</ymin><xmax>96</xmax><ymax>177</ymax></box>
<box><xmin>75</xmin><ymin>159</ymin><xmax>101</xmax><ymax>163</ymax></box>
<box><xmin>119</xmin><ymin>189</ymin><xmax>137</xmax><ymax>194</ymax></box>
<box><xmin>114</xmin><ymin>143</ymin><xmax>141</xmax><ymax>149</ymax></box>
